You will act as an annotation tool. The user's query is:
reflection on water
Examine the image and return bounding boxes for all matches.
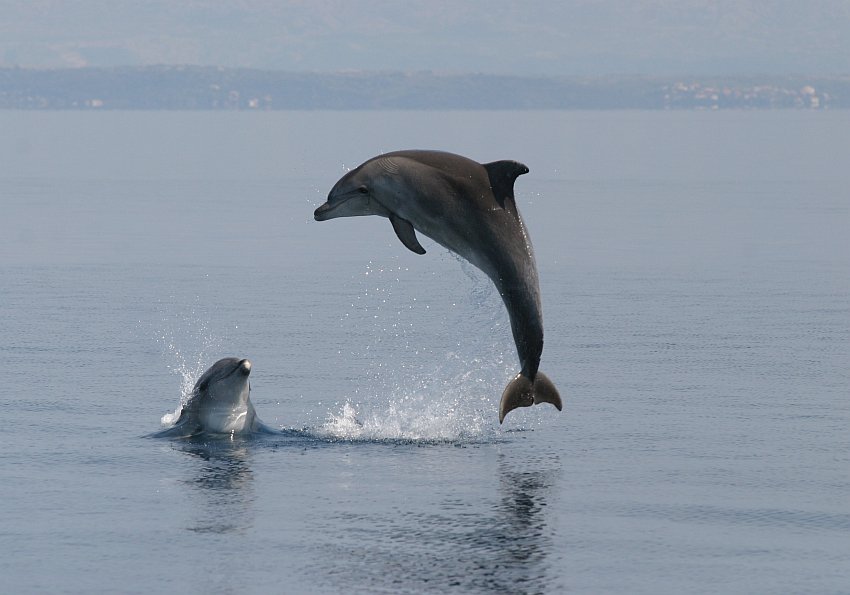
[489,453,559,592]
[175,439,256,535]
[312,450,561,594]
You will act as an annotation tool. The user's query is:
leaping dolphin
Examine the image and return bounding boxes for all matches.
[314,150,562,423]
[151,357,274,437]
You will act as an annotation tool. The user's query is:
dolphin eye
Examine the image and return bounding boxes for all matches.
[358,186,368,194]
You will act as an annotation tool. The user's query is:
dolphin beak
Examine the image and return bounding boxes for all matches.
[238,359,252,375]
[314,202,332,221]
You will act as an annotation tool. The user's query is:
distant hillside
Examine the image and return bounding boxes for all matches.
[1,67,848,110]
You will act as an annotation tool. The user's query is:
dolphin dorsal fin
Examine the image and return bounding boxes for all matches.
[390,215,426,255]
[483,160,529,209]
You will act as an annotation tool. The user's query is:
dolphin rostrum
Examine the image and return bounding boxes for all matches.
[151,357,274,437]
[314,150,562,423]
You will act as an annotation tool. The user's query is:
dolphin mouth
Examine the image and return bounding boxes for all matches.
[314,201,334,221]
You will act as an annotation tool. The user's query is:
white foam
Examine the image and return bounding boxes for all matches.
[160,406,183,427]
[317,362,505,443]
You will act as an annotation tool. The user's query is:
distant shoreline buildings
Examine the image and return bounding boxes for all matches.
[663,81,829,110]
[1,67,847,110]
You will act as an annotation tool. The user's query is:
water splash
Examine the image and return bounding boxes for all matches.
[318,362,501,443]
[153,304,224,426]
[318,258,518,443]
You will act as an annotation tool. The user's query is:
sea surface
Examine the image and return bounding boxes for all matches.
[1,110,848,594]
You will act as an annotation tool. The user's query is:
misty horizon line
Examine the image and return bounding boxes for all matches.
[3,67,848,110]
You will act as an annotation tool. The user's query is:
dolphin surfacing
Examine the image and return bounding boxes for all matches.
[314,150,562,423]
[151,357,274,438]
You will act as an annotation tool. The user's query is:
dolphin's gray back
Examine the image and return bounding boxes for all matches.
[381,151,544,377]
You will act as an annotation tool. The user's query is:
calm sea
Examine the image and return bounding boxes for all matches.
[1,110,848,594]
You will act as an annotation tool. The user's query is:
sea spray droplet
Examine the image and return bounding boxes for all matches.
[154,306,225,406]
[317,357,504,443]
[322,402,364,440]
[319,258,516,442]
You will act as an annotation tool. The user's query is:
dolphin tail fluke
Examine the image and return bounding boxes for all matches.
[499,372,562,424]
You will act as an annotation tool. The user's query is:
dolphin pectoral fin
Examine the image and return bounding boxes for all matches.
[147,420,200,439]
[499,372,562,424]
[252,420,283,435]
[390,215,426,255]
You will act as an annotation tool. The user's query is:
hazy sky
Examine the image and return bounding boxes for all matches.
[1,0,849,74]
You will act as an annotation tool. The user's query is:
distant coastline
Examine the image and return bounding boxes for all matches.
[1,67,848,110]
